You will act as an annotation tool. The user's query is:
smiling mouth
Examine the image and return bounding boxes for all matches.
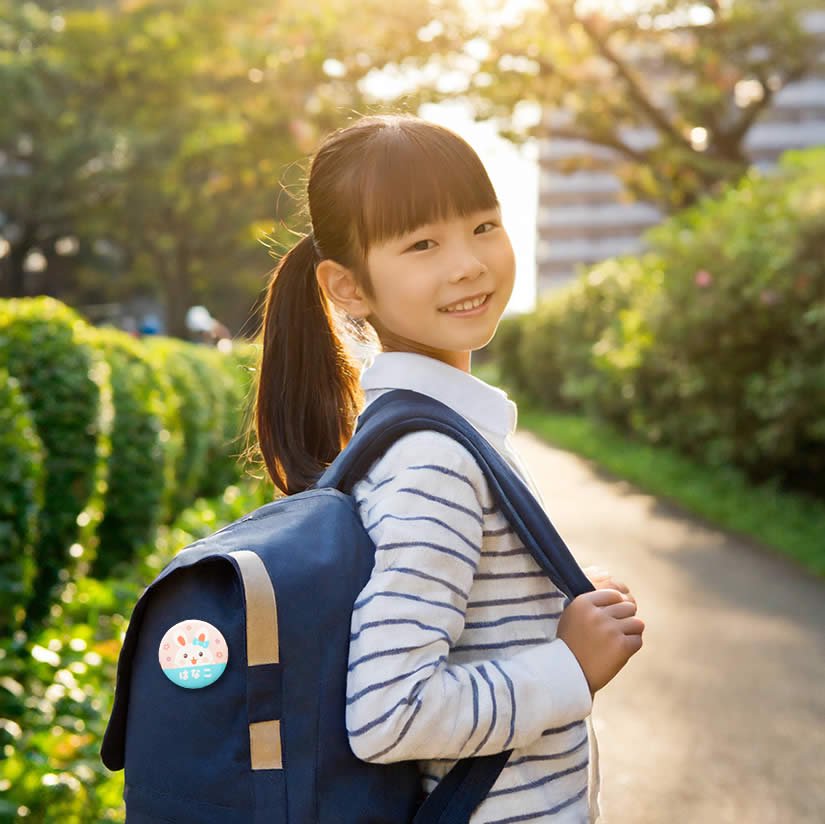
[438,293,492,314]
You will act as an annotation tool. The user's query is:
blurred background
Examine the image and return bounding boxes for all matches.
[1,0,824,821]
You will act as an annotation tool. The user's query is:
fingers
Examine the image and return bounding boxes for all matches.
[584,568,637,606]
[624,632,644,654]
[584,567,613,588]
[603,600,638,620]
[586,588,627,607]
[616,616,645,636]
[601,579,636,606]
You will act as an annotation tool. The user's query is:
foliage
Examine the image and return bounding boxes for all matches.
[637,147,825,487]
[160,344,254,498]
[0,577,137,824]
[488,315,530,402]
[0,295,267,818]
[0,295,256,638]
[0,479,274,823]
[87,329,171,579]
[494,147,825,498]
[0,369,44,636]
[0,0,417,332]
[0,297,112,633]
[142,337,213,518]
[378,0,824,211]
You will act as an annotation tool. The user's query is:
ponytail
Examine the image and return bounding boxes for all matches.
[252,233,364,496]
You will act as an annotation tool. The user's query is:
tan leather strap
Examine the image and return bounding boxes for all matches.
[228,550,283,770]
[229,549,280,665]
[249,720,283,770]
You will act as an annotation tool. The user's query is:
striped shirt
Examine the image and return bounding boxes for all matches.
[346,351,602,823]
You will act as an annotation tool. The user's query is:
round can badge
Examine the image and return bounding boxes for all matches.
[158,619,228,689]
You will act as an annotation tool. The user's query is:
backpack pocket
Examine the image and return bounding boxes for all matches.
[101,553,287,822]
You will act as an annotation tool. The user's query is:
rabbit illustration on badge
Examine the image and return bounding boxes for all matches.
[158,619,228,689]
[174,631,215,667]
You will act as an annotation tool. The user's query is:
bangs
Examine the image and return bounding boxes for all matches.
[349,120,499,258]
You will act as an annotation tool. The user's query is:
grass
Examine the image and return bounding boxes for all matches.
[472,359,825,580]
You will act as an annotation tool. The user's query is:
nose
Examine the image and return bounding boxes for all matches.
[450,251,487,283]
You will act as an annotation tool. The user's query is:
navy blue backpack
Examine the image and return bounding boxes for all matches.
[101,389,595,823]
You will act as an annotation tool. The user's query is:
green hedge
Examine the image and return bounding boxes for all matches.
[88,329,173,579]
[636,149,825,487]
[493,147,825,496]
[143,337,213,519]
[0,307,263,820]
[0,479,273,822]
[0,298,264,820]
[0,298,112,632]
[0,369,44,636]
[0,298,257,637]
[180,345,249,498]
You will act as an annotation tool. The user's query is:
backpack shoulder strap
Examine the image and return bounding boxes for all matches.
[316,388,594,599]
[315,388,595,823]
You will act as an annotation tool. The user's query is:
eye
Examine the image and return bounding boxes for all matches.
[475,221,497,234]
[407,238,435,253]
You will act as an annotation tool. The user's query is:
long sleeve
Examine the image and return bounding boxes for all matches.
[346,431,593,764]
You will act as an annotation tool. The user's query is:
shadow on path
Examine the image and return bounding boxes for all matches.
[512,429,825,824]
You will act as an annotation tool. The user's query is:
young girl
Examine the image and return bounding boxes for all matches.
[252,113,644,823]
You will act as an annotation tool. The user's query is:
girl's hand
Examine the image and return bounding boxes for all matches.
[582,565,637,607]
[557,588,644,697]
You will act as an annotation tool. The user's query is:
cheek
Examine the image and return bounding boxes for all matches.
[497,239,516,277]
[492,245,517,298]
[379,278,435,318]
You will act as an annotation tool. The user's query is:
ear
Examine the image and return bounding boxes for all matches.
[316,259,371,320]
[177,635,186,646]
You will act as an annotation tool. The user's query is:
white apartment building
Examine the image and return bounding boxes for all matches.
[535,10,825,298]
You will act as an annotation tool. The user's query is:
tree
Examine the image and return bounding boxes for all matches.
[354,0,824,211]
[0,1,116,297]
[0,0,443,333]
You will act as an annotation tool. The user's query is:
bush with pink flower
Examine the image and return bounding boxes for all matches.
[493,147,825,499]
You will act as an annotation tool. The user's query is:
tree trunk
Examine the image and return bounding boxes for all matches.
[1,238,33,297]
[159,247,192,339]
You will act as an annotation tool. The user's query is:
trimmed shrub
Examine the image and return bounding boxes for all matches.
[519,296,573,410]
[229,340,262,479]
[179,345,250,498]
[88,329,172,579]
[170,344,229,497]
[560,256,661,429]
[0,369,44,635]
[489,314,531,401]
[498,147,825,497]
[0,479,273,823]
[0,298,112,631]
[512,258,648,424]
[143,337,212,518]
[211,350,254,495]
[141,339,251,507]
[637,148,825,486]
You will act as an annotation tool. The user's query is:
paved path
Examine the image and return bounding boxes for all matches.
[512,429,825,824]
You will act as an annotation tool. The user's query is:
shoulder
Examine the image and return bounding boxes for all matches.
[353,430,493,508]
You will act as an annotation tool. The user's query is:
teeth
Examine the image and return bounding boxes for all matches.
[440,294,487,313]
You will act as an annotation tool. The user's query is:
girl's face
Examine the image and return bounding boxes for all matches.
[361,206,516,372]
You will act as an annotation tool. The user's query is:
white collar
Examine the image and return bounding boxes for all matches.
[359,351,517,440]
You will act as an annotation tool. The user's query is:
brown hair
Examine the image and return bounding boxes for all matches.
[247,113,499,495]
